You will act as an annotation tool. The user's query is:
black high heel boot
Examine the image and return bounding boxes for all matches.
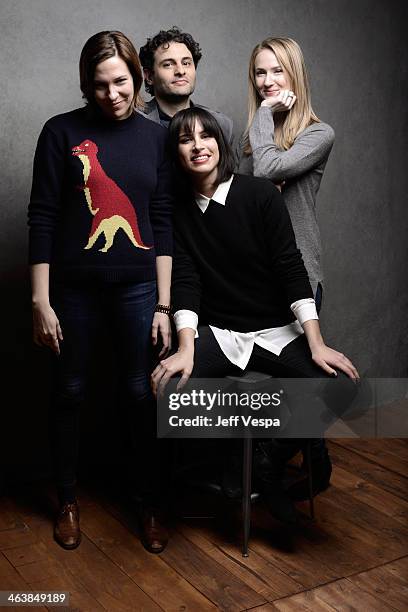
[288,439,332,502]
[254,439,301,525]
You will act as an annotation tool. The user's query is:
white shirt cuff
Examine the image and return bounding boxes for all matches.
[173,309,199,338]
[290,298,318,326]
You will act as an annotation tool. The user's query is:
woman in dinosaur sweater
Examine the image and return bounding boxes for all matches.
[28,31,172,553]
[152,107,358,524]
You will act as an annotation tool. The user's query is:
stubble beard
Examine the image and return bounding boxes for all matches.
[157,79,196,105]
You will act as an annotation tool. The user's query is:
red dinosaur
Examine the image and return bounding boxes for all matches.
[72,139,151,252]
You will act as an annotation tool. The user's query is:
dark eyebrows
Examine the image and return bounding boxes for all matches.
[93,74,128,85]
[178,128,212,139]
[178,129,193,138]
[158,56,193,65]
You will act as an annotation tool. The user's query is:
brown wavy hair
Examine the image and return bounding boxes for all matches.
[79,31,144,111]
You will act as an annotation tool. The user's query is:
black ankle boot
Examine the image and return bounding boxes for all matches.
[254,440,301,525]
[287,441,332,502]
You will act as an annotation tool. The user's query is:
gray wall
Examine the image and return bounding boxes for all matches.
[1,0,407,475]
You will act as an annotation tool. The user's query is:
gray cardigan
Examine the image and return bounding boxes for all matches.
[143,98,234,145]
[238,107,334,291]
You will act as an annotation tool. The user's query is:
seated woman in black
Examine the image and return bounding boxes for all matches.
[152,107,359,523]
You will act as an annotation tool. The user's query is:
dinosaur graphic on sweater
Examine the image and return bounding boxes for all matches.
[72,139,151,253]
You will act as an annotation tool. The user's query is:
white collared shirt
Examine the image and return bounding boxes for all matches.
[195,175,234,212]
[173,176,318,370]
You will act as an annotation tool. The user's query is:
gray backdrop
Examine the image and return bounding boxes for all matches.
[1,0,407,476]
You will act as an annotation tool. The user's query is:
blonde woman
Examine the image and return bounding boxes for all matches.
[238,37,335,500]
[239,37,334,297]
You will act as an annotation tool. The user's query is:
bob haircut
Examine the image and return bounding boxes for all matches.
[168,107,235,186]
[244,37,319,152]
[79,31,144,111]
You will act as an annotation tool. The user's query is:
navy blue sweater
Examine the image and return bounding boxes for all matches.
[28,107,173,283]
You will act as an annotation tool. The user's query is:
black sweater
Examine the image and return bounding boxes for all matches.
[28,107,173,283]
[172,174,313,332]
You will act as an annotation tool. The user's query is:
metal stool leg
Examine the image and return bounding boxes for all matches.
[242,437,252,557]
[305,440,315,520]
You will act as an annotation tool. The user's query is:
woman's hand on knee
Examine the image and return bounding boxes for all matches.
[151,348,194,397]
[312,344,360,381]
[151,312,172,357]
[32,301,63,355]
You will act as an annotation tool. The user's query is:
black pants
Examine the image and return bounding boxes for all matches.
[189,327,355,463]
[191,326,329,379]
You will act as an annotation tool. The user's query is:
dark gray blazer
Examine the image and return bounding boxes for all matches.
[143,98,234,144]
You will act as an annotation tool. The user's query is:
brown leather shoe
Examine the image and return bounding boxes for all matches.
[139,509,169,554]
[54,502,81,550]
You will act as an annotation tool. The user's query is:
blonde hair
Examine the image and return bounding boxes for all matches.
[244,37,320,153]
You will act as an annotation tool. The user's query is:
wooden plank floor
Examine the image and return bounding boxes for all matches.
[0,439,407,611]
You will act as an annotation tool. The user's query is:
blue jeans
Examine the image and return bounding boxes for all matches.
[50,280,159,503]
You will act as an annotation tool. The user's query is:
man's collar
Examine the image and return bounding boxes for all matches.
[195,175,234,212]
[155,97,193,119]
[157,104,172,127]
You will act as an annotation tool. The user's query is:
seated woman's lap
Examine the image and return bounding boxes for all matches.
[250,335,331,378]
[191,326,241,377]
[192,327,330,379]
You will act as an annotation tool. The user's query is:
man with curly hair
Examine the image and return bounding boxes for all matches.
[139,27,233,142]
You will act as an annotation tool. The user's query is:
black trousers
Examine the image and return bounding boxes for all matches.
[188,327,355,462]
[191,326,330,379]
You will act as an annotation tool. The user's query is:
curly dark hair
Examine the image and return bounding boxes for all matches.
[139,26,202,95]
